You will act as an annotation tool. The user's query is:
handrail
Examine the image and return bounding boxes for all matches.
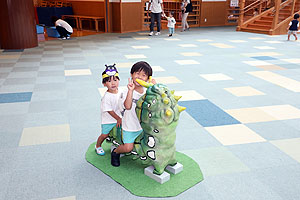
[271,0,297,30]
[244,0,268,13]
[237,0,272,29]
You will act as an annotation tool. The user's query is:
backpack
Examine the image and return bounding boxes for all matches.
[186,1,193,12]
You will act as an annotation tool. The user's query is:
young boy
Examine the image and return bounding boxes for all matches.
[287,13,299,41]
[95,64,122,156]
[164,11,176,37]
[111,61,155,167]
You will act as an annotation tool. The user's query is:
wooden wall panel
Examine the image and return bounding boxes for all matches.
[121,3,143,33]
[200,1,226,26]
[0,0,38,49]
[68,1,105,17]
[110,2,121,32]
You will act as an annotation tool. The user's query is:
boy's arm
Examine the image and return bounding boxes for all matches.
[107,111,122,127]
[124,90,133,110]
[124,78,135,110]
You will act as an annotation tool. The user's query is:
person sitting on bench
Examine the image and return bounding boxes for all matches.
[51,16,73,40]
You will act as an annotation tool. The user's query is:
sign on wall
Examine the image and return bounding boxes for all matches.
[230,0,239,7]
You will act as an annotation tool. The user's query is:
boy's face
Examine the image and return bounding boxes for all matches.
[131,70,149,86]
[103,76,119,93]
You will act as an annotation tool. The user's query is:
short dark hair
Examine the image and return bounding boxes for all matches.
[170,11,175,16]
[51,16,59,24]
[130,61,152,78]
[294,13,299,19]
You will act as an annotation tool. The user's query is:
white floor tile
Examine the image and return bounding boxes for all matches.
[200,73,233,81]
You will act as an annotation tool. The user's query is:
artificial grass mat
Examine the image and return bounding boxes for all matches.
[86,141,204,197]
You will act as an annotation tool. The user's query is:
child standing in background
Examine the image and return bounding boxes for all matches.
[95,64,122,156]
[164,11,176,37]
[287,13,299,41]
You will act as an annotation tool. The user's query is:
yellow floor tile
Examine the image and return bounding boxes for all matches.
[225,107,276,123]
[154,76,182,84]
[180,52,203,57]
[19,124,70,146]
[116,62,133,68]
[224,86,265,97]
[247,71,300,92]
[255,65,285,70]
[64,69,91,76]
[259,105,300,120]
[209,43,234,48]
[205,124,266,145]
[125,54,147,59]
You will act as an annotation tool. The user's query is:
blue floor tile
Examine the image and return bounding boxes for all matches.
[251,56,278,60]
[3,49,24,52]
[179,100,241,127]
[0,92,32,103]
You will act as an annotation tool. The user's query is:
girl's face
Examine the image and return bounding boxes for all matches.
[131,70,148,86]
[169,13,173,17]
[103,76,119,93]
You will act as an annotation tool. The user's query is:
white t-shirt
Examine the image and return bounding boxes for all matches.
[166,17,176,28]
[101,90,122,124]
[55,19,73,33]
[119,88,145,132]
[150,0,163,13]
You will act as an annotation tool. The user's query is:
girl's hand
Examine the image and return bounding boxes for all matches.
[127,78,135,91]
[116,118,122,128]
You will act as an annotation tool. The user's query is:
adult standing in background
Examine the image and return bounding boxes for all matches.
[181,0,192,32]
[148,0,164,36]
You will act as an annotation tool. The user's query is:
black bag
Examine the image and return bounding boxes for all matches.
[186,1,193,12]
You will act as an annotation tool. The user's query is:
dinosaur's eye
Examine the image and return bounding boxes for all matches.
[147,103,151,108]
[153,129,159,133]
[148,112,152,118]
[152,99,156,104]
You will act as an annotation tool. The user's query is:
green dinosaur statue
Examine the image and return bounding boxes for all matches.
[107,79,186,175]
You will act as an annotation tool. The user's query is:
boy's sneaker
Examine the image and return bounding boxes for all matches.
[168,34,172,37]
[155,32,161,36]
[66,36,70,39]
[95,145,105,156]
[111,148,120,167]
[149,32,154,36]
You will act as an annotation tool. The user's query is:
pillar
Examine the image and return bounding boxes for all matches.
[0,0,38,49]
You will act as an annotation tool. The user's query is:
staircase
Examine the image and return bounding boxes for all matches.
[237,0,300,35]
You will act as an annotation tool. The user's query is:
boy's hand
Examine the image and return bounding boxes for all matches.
[127,78,135,91]
[151,78,157,84]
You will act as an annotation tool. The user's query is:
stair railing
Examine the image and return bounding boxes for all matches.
[271,0,295,31]
[237,0,272,29]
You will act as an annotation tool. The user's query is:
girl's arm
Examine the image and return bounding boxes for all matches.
[108,111,122,127]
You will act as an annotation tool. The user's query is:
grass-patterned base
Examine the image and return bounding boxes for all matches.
[86,141,204,197]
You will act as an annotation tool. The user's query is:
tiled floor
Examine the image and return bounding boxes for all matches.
[1,26,300,200]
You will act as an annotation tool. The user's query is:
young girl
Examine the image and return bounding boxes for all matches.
[287,13,299,41]
[165,11,176,37]
[95,64,122,156]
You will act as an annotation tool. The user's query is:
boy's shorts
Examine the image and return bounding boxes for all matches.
[123,130,143,144]
[101,123,117,134]
[288,30,297,34]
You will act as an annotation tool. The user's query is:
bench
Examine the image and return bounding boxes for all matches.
[62,15,105,32]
